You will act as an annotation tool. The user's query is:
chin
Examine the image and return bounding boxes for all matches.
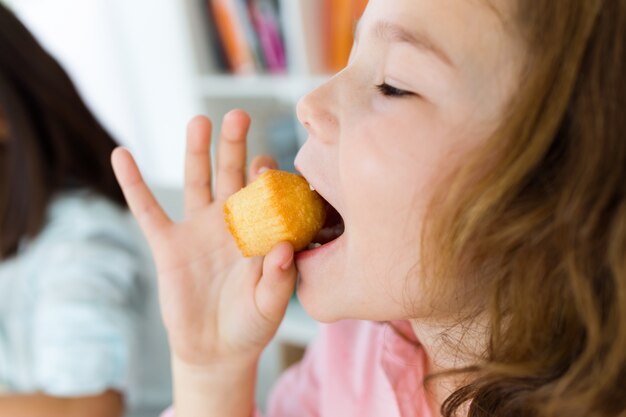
[295,278,343,324]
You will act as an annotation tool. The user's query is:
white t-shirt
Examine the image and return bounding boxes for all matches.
[0,190,172,416]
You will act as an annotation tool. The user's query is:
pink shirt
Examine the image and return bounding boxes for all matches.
[161,320,434,417]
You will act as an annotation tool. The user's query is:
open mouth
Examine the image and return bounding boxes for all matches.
[306,200,345,250]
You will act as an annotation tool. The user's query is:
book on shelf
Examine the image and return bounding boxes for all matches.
[200,0,229,72]
[204,0,368,75]
[328,0,368,73]
[205,0,286,75]
[290,0,367,74]
[279,0,317,75]
[233,0,266,71]
[210,0,257,74]
[249,0,286,74]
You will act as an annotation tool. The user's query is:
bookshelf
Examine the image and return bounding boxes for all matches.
[180,0,366,158]
[181,0,366,100]
[196,74,328,101]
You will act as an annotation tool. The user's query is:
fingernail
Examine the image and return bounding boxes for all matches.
[258,166,270,175]
[222,110,248,142]
[280,254,293,271]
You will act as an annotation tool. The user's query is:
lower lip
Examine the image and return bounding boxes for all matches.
[295,235,343,263]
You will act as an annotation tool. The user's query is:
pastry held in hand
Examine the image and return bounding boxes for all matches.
[224,170,326,257]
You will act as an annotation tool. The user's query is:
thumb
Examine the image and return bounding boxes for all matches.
[255,242,297,324]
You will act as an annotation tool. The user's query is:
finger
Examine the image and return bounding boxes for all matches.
[184,116,213,215]
[111,148,172,242]
[248,155,278,184]
[215,109,250,201]
[255,242,297,324]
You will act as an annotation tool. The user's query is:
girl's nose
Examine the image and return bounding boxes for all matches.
[296,78,340,144]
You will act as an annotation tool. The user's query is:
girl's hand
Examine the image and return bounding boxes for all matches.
[111,110,297,367]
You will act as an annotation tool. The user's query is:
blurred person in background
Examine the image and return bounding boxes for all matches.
[0,4,170,417]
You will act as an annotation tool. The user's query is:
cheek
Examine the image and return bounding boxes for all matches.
[341,116,447,220]
[338,116,450,276]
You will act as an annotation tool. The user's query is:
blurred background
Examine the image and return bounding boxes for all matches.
[2,0,365,187]
[1,0,365,413]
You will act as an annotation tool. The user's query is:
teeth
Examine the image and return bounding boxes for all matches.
[307,243,322,250]
[309,184,315,191]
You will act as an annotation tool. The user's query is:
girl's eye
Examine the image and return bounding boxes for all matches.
[376,83,415,98]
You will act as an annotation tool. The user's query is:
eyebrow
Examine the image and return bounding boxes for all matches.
[358,20,455,69]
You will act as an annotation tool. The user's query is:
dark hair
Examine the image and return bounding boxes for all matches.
[422,1,626,416]
[0,4,126,259]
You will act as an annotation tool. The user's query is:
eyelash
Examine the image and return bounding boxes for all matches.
[376,83,414,98]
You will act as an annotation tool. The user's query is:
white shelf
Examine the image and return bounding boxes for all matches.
[196,74,329,102]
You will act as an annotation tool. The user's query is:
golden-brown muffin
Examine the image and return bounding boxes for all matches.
[224,170,326,257]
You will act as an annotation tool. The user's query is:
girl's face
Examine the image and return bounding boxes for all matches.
[294,0,523,322]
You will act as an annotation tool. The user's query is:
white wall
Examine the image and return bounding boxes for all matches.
[7,0,202,187]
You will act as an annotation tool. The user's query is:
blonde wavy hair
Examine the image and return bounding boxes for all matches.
[424,1,626,416]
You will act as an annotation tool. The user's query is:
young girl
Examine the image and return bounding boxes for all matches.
[112,0,626,416]
[0,5,170,417]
